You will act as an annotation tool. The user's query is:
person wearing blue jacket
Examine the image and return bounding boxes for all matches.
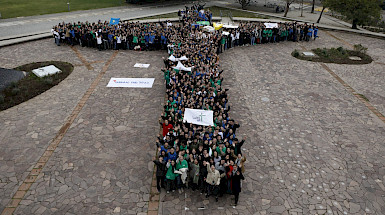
[149,34,155,50]
[161,34,167,49]
[168,147,178,161]
[313,26,319,40]
[307,27,313,42]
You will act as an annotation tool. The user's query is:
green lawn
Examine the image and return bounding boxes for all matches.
[0,0,124,19]
[133,6,269,20]
[0,2,270,20]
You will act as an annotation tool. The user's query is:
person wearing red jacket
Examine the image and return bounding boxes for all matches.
[161,120,173,137]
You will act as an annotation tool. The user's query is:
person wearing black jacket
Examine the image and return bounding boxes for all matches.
[233,136,246,156]
[228,120,240,133]
[231,168,245,206]
[199,159,208,194]
[153,156,167,192]
[304,24,309,41]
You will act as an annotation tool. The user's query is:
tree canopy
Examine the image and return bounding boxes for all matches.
[324,0,381,28]
[237,0,251,9]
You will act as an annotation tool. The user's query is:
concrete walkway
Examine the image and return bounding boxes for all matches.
[1,0,385,48]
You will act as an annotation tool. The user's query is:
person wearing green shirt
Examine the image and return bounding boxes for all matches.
[165,160,177,193]
[221,35,226,51]
[262,29,268,43]
[133,34,138,50]
[175,156,188,192]
[180,142,188,152]
[176,156,188,169]
[267,29,273,42]
[163,69,170,85]
[140,35,145,50]
[216,143,226,156]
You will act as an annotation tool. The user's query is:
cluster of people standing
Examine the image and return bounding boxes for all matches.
[154,7,247,206]
[52,5,318,207]
[217,22,319,53]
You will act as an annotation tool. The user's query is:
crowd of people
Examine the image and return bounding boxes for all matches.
[52,4,318,206]
[51,5,318,52]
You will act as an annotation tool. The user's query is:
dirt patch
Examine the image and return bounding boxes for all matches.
[292,47,372,65]
[0,61,74,111]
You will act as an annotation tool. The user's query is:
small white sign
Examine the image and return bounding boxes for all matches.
[134,63,150,68]
[222,24,238,29]
[303,52,315,56]
[106,78,155,88]
[32,65,61,78]
[264,23,278,28]
[183,108,214,126]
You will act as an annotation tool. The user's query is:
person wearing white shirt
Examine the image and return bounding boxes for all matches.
[53,30,60,46]
[96,34,102,51]
[116,34,122,50]
[235,31,240,46]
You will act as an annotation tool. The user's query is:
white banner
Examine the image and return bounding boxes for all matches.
[168,55,176,62]
[134,63,150,68]
[106,78,154,88]
[222,24,239,29]
[183,108,214,126]
[172,61,193,72]
[32,65,61,78]
[264,23,278,28]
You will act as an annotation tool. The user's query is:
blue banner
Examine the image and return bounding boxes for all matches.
[110,18,120,25]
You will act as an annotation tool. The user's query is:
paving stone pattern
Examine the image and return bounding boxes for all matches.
[219,31,385,214]
[159,31,385,214]
[0,30,384,215]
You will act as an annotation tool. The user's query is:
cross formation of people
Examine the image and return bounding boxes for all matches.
[52,4,318,206]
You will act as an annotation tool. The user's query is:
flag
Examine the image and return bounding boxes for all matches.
[183,108,214,126]
[110,18,120,25]
[196,21,210,26]
[172,61,193,72]
[213,22,223,30]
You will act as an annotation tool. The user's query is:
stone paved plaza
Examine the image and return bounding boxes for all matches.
[0,30,385,215]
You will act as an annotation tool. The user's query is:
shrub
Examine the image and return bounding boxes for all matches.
[336,46,347,55]
[292,49,300,57]
[9,81,18,88]
[354,44,368,54]
[11,88,20,96]
[43,77,54,85]
[0,95,4,104]
[321,49,329,58]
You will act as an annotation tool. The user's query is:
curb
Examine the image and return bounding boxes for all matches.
[0,10,179,48]
[1,4,385,48]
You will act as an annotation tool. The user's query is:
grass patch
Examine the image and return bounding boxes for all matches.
[0,0,125,19]
[0,61,74,111]
[132,6,269,21]
[292,46,372,64]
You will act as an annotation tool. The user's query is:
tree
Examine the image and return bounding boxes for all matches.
[311,0,316,13]
[283,0,296,17]
[325,0,381,29]
[237,0,251,9]
[316,6,326,23]
[316,0,326,23]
